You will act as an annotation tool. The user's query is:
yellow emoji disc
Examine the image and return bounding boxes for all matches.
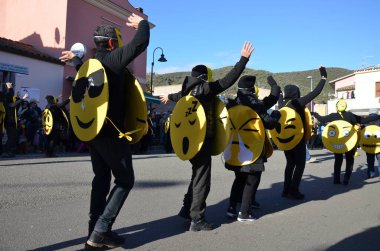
[224,105,265,166]
[322,120,358,153]
[70,59,109,142]
[269,107,304,151]
[170,96,206,160]
[124,70,147,144]
[211,98,231,156]
[359,125,380,154]
[304,107,312,141]
[42,109,53,135]
[264,130,274,159]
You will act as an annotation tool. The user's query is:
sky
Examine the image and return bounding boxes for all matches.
[129,0,380,74]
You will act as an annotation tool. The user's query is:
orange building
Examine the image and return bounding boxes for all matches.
[0,0,153,108]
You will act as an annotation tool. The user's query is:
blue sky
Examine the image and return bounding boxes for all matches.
[129,0,380,74]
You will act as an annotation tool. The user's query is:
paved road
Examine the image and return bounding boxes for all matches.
[0,149,379,251]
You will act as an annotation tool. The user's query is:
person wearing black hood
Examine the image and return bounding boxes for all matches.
[278,66,327,200]
[225,75,281,221]
[60,13,149,249]
[160,41,254,231]
[312,101,380,185]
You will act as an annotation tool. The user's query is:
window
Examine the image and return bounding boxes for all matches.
[376,82,380,97]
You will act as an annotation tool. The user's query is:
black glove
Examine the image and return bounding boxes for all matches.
[271,110,281,120]
[267,76,278,87]
[319,66,327,78]
[311,111,317,116]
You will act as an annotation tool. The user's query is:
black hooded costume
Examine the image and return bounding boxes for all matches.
[278,66,327,199]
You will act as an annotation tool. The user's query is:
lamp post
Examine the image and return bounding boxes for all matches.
[307,76,313,111]
[150,47,167,94]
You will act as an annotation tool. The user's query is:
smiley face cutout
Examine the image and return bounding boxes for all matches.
[322,120,358,153]
[270,107,304,151]
[359,125,380,154]
[170,96,206,160]
[123,70,147,144]
[70,59,109,142]
[42,109,53,135]
[224,105,265,166]
[211,98,231,156]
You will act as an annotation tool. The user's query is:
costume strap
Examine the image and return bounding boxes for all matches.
[105,117,142,141]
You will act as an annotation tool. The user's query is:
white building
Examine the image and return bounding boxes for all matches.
[327,67,380,115]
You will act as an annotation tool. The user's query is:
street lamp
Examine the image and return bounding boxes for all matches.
[150,47,167,94]
[307,76,313,111]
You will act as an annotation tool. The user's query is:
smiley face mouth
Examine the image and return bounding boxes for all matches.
[362,143,380,148]
[75,116,95,129]
[182,137,189,155]
[331,143,345,150]
[277,135,295,144]
[232,141,249,148]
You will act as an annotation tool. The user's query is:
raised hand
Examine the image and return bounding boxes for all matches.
[126,13,144,30]
[59,51,75,63]
[267,76,278,87]
[159,94,169,104]
[319,65,327,79]
[241,41,254,59]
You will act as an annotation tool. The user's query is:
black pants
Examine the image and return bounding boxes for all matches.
[334,147,356,183]
[182,138,212,221]
[88,134,134,235]
[229,171,262,215]
[4,125,17,154]
[283,141,306,195]
[46,129,59,156]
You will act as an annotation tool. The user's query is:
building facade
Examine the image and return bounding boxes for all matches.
[0,0,152,108]
[328,67,380,115]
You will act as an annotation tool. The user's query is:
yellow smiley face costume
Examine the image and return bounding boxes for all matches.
[269,107,304,151]
[322,120,358,153]
[304,107,313,141]
[224,105,265,166]
[123,70,148,144]
[170,95,206,160]
[70,59,109,142]
[359,125,380,154]
[211,98,231,156]
[42,109,53,135]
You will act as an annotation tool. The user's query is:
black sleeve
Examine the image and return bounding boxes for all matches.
[205,57,249,95]
[106,20,150,72]
[313,112,336,123]
[297,78,326,107]
[72,57,83,71]
[357,114,380,124]
[168,91,182,102]
[57,99,70,108]
[262,85,281,110]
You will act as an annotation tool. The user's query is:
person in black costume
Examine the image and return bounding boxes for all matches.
[44,95,70,157]
[278,66,327,200]
[312,101,380,185]
[60,13,149,249]
[225,75,281,221]
[160,42,254,231]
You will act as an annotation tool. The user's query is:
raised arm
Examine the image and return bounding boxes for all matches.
[298,66,327,106]
[262,76,281,109]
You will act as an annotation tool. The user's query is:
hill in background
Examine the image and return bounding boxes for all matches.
[150,67,353,103]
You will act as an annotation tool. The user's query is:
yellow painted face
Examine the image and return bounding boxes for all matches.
[224,105,265,166]
[70,59,108,142]
[170,96,206,160]
[42,109,53,135]
[359,125,380,154]
[124,70,147,144]
[270,107,304,151]
[304,107,313,141]
[322,120,358,153]
[211,98,231,156]
[336,99,347,112]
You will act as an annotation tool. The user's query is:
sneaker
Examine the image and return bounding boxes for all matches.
[189,219,213,231]
[251,201,261,209]
[226,206,237,218]
[306,157,317,163]
[237,212,255,222]
[287,192,305,200]
[178,206,191,220]
[86,231,125,248]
